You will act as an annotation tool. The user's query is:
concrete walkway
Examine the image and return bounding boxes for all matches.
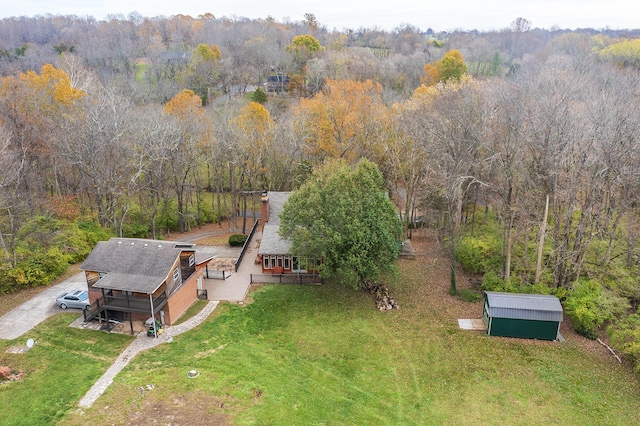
[204,230,262,302]
[78,300,219,409]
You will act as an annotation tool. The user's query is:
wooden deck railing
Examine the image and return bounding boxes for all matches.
[250,273,322,285]
[84,292,168,321]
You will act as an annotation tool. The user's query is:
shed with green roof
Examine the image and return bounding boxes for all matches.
[482,291,563,340]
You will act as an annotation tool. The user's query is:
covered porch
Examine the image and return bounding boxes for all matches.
[84,289,167,335]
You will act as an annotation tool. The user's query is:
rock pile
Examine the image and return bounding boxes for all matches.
[0,365,24,382]
[362,280,399,311]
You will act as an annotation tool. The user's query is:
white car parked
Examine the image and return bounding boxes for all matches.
[56,290,90,310]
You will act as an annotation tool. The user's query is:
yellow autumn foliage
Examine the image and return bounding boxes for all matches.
[421,49,468,86]
[234,102,273,134]
[19,64,85,106]
[410,74,477,107]
[0,64,84,136]
[294,79,389,163]
[164,89,203,119]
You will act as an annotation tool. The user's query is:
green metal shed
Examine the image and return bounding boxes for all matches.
[482,291,563,340]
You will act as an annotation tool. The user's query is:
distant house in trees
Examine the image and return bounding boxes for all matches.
[266,74,289,92]
[258,192,321,274]
[159,51,192,64]
[81,238,214,333]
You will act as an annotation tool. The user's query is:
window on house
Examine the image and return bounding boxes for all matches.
[292,256,299,271]
[189,254,195,266]
[284,257,291,270]
[263,256,270,269]
[277,256,283,267]
[270,256,276,269]
[173,268,179,281]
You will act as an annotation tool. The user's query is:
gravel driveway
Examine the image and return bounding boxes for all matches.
[0,272,88,340]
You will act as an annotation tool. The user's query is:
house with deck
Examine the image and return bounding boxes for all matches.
[258,191,322,274]
[81,238,214,333]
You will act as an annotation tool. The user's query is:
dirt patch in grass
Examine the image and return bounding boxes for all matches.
[195,234,234,246]
[399,232,483,321]
[208,258,237,273]
[169,218,251,241]
[126,392,230,426]
[0,287,45,318]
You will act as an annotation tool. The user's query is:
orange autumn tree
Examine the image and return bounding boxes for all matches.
[231,101,275,206]
[234,101,274,135]
[163,88,203,119]
[294,79,390,165]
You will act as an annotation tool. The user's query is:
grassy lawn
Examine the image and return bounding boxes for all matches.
[172,299,209,326]
[4,236,640,425]
[0,313,132,425]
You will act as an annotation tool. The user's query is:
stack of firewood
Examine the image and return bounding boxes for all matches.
[362,280,399,311]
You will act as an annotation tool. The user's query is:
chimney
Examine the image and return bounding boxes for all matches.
[260,191,269,230]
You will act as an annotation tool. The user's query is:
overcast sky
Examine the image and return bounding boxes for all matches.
[1,1,637,32]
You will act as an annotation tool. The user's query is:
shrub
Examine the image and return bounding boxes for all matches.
[252,87,267,104]
[529,282,554,296]
[455,235,500,274]
[119,209,149,239]
[229,234,249,247]
[77,219,112,245]
[481,271,505,292]
[58,219,111,263]
[564,279,629,339]
[608,310,640,372]
[4,247,70,291]
[197,200,217,225]
[0,217,112,294]
[158,200,179,232]
[122,222,149,238]
[459,288,482,303]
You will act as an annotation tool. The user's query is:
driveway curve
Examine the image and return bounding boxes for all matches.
[0,272,88,340]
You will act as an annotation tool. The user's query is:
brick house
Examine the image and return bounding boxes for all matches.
[81,238,214,333]
[258,191,322,274]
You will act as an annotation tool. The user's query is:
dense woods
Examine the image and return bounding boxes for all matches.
[3,13,640,368]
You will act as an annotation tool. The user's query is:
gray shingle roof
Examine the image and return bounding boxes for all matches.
[90,272,159,293]
[258,192,293,256]
[195,251,216,265]
[484,291,563,322]
[81,238,195,294]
